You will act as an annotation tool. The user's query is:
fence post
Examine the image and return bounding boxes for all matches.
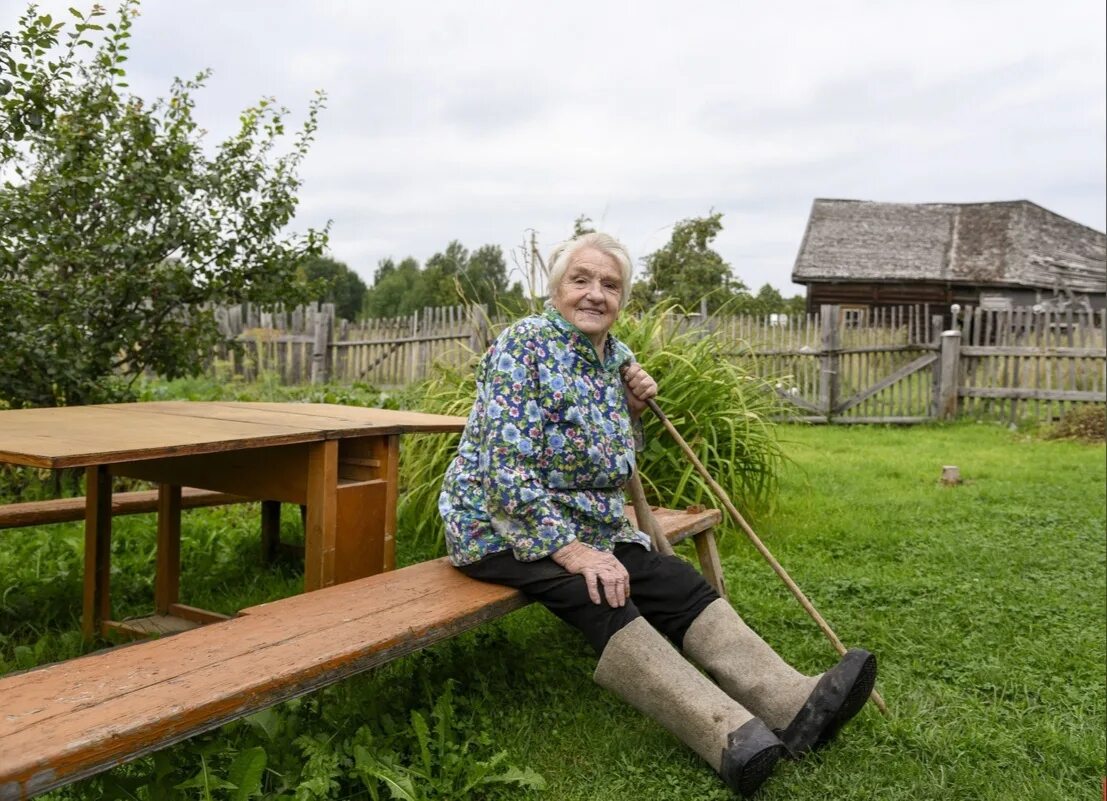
[929,315,944,418]
[818,305,840,419]
[310,309,330,384]
[469,304,490,354]
[419,307,431,380]
[937,329,961,419]
[408,309,419,385]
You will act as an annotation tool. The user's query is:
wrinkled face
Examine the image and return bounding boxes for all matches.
[553,247,623,346]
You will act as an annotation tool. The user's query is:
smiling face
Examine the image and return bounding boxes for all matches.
[552,247,624,351]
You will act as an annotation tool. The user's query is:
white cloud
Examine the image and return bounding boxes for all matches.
[2,0,1103,291]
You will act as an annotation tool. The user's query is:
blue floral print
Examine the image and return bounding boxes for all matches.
[438,303,649,565]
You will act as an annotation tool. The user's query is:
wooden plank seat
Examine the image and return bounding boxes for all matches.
[0,488,247,530]
[0,505,722,801]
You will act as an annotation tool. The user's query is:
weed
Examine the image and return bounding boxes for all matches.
[352,681,545,800]
[1044,403,1106,442]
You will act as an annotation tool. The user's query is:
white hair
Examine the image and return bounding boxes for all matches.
[547,232,634,309]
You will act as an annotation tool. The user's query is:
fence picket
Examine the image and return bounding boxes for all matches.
[205,302,1105,424]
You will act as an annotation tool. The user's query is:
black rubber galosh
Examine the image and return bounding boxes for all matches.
[778,648,878,757]
[719,718,787,798]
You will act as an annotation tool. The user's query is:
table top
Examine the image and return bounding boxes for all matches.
[0,402,469,469]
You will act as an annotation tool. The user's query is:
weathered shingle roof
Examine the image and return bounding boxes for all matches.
[791,199,1107,293]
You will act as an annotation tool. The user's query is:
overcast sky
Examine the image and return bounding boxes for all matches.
[5,0,1105,294]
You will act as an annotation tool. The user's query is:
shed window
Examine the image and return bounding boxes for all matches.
[841,305,868,328]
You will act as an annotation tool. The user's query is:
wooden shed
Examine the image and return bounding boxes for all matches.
[791,199,1106,315]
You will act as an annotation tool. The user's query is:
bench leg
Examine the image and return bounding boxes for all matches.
[155,484,182,615]
[260,500,281,564]
[694,529,728,599]
[82,465,113,641]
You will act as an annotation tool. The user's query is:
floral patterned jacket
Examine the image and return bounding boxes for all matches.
[438,304,650,565]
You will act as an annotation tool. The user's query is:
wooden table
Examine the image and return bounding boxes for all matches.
[0,402,466,640]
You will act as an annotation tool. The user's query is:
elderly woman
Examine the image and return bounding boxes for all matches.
[438,232,876,797]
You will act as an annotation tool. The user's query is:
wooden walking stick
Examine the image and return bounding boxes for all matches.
[626,471,675,557]
[642,396,889,717]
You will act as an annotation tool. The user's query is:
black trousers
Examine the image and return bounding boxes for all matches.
[457,542,719,654]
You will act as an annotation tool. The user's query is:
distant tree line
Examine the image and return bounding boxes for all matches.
[312,212,803,323]
[299,242,527,321]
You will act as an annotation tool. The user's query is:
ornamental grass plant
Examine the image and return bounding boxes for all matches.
[398,302,787,554]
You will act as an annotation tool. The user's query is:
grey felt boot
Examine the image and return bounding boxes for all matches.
[594,616,786,797]
[682,599,877,756]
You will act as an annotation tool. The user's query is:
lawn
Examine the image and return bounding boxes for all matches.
[1,421,1103,800]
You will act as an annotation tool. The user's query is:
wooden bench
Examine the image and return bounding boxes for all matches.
[0,506,723,801]
[0,488,297,559]
[0,488,247,531]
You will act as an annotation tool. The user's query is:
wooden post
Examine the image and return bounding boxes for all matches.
[469,304,481,353]
[693,531,728,599]
[940,465,962,485]
[408,310,419,385]
[379,434,400,572]
[310,310,329,384]
[938,329,962,419]
[154,484,182,615]
[468,303,491,355]
[930,314,945,419]
[260,500,281,564]
[82,465,112,641]
[478,304,490,353]
[418,307,431,381]
[304,440,339,591]
[818,304,840,420]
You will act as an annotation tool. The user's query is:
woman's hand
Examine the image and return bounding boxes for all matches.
[551,541,630,607]
[622,363,658,418]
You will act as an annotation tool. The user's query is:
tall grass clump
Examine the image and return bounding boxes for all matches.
[399,302,786,554]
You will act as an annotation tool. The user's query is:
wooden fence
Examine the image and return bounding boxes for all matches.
[212,302,492,386]
[949,306,1107,424]
[716,305,944,423]
[209,302,1106,424]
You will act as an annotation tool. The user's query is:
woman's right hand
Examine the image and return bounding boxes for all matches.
[551,541,630,607]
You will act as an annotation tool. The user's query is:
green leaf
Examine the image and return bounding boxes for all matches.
[13,645,34,669]
[175,770,236,792]
[378,773,418,801]
[243,707,281,741]
[227,746,266,801]
[409,710,432,775]
[487,765,547,790]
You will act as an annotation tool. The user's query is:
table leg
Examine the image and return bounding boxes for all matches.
[82,465,112,641]
[260,500,281,564]
[155,484,182,615]
[304,440,338,591]
[379,435,400,572]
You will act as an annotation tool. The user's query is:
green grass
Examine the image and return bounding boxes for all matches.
[2,422,1103,800]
